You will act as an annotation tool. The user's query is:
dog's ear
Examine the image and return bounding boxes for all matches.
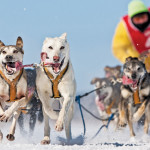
[125,56,133,63]
[104,66,110,71]
[16,36,23,48]
[138,55,146,63]
[116,65,122,70]
[0,40,5,48]
[41,52,47,62]
[90,77,101,85]
[60,33,67,40]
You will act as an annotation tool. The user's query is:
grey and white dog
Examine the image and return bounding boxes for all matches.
[91,77,121,121]
[118,57,150,138]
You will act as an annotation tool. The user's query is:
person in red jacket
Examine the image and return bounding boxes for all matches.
[112,0,150,67]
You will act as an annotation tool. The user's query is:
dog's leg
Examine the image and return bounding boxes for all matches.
[0,103,4,141]
[118,99,127,127]
[144,117,149,134]
[0,130,3,142]
[29,110,37,135]
[144,102,150,134]
[0,97,28,122]
[37,91,59,120]
[64,104,74,141]
[7,109,21,141]
[133,101,146,122]
[127,104,135,137]
[55,96,74,132]
[0,103,4,115]
[41,108,50,145]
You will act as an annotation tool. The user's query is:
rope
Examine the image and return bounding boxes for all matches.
[75,96,86,135]
[91,113,114,140]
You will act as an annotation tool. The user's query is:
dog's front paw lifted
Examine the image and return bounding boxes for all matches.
[6,134,15,141]
[55,120,63,131]
[0,111,11,122]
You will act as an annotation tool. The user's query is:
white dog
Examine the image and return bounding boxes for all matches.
[0,37,29,141]
[36,33,76,144]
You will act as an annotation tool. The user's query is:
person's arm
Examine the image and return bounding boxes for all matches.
[112,20,139,63]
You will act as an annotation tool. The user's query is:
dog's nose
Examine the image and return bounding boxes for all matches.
[132,73,137,79]
[5,55,13,61]
[53,56,60,62]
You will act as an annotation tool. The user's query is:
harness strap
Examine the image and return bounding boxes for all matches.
[0,69,23,102]
[106,99,116,115]
[133,89,141,105]
[43,62,69,98]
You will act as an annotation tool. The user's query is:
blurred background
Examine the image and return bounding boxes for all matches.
[0,0,150,93]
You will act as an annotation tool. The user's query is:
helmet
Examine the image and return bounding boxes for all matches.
[128,0,148,18]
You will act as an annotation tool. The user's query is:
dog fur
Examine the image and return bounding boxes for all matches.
[0,37,29,141]
[91,77,121,122]
[104,65,122,78]
[36,33,76,144]
[18,69,43,135]
[118,57,150,137]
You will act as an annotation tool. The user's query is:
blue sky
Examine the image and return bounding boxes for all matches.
[0,0,150,93]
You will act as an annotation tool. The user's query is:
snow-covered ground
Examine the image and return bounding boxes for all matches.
[1,94,150,150]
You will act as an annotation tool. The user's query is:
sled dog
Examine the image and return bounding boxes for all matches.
[91,77,121,122]
[119,57,150,137]
[18,69,43,135]
[36,33,76,144]
[0,37,29,141]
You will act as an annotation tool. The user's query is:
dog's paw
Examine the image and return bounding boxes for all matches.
[119,120,127,127]
[0,111,11,122]
[41,136,50,145]
[6,134,15,141]
[0,131,3,142]
[55,120,64,131]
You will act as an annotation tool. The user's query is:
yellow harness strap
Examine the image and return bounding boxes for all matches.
[144,53,150,73]
[43,62,69,98]
[106,99,116,115]
[133,89,141,105]
[0,69,23,102]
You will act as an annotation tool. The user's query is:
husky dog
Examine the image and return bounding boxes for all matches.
[36,33,76,144]
[104,65,122,78]
[18,69,43,135]
[0,37,29,141]
[119,57,150,137]
[91,77,121,121]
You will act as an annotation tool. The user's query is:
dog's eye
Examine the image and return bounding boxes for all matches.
[137,67,141,71]
[126,67,130,71]
[13,50,18,54]
[2,51,6,54]
[60,46,65,50]
[49,46,53,49]
[103,85,106,88]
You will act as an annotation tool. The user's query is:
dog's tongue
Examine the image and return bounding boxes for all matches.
[51,63,60,73]
[15,62,24,71]
[122,76,134,85]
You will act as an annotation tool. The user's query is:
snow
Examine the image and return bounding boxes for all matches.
[1,94,150,150]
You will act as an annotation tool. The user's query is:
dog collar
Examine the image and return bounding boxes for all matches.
[43,62,69,98]
[0,69,23,102]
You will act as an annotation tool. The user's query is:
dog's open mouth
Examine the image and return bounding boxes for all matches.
[131,80,138,89]
[51,57,65,74]
[2,62,17,75]
[98,92,108,101]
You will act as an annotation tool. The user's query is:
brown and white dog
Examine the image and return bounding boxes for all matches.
[0,37,30,141]
[118,57,150,138]
[36,33,76,144]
